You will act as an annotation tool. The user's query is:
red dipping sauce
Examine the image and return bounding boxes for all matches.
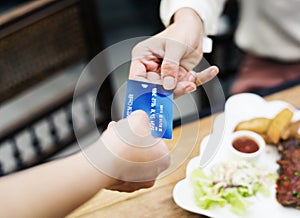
[232,136,259,153]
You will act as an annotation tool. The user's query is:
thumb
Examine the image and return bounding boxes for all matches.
[126,110,151,137]
[161,39,187,90]
[113,110,159,147]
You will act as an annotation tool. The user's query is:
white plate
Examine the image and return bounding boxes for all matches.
[173,93,300,218]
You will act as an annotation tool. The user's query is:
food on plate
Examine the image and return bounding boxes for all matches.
[191,160,276,215]
[234,118,271,134]
[234,108,298,145]
[276,138,300,208]
[267,108,294,144]
[233,107,300,209]
[281,120,300,140]
[232,136,259,153]
[229,130,266,161]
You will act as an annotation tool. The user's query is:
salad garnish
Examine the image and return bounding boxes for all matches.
[191,160,276,215]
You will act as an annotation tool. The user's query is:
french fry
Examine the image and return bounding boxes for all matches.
[267,108,294,144]
[281,120,300,140]
[259,133,269,143]
[234,118,271,134]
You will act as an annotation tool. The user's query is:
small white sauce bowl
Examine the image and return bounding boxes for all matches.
[228,130,266,161]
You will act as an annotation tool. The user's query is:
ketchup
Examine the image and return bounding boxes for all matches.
[232,137,259,153]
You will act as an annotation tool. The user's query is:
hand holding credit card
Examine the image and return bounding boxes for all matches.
[123,80,174,139]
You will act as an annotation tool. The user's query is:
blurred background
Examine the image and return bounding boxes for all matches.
[0,0,240,175]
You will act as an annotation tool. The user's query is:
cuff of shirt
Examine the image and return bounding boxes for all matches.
[160,0,220,53]
[160,0,222,36]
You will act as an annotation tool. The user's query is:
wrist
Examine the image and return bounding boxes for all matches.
[173,7,204,29]
[72,151,116,188]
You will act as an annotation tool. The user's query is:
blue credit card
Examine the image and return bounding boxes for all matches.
[123,79,174,139]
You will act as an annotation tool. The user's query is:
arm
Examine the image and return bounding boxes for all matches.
[0,110,170,218]
[0,152,111,218]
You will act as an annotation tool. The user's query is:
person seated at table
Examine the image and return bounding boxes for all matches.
[131,0,300,95]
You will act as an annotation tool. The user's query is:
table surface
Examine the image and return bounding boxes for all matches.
[67,85,300,218]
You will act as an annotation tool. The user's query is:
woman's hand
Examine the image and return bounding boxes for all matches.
[129,8,219,98]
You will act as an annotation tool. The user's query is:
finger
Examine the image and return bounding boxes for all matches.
[109,181,155,192]
[138,181,155,189]
[129,60,147,80]
[141,59,161,72]
[147,71,162,84]
[193,66,219,86]
[107,121,116,129]
[174,81,197,98]
[161,39,187,90]
[127,110,151,137]
[132,76,149,83]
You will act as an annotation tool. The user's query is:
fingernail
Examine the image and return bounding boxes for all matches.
[107,121,116,129]
[210,68,218,76]
[163,76,176,90]
[186,86,196,93]
[188,74,195,82]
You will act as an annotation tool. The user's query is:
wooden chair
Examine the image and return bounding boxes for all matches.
[0,0,113,176]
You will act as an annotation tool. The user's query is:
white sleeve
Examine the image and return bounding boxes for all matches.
[160,0,226,35]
